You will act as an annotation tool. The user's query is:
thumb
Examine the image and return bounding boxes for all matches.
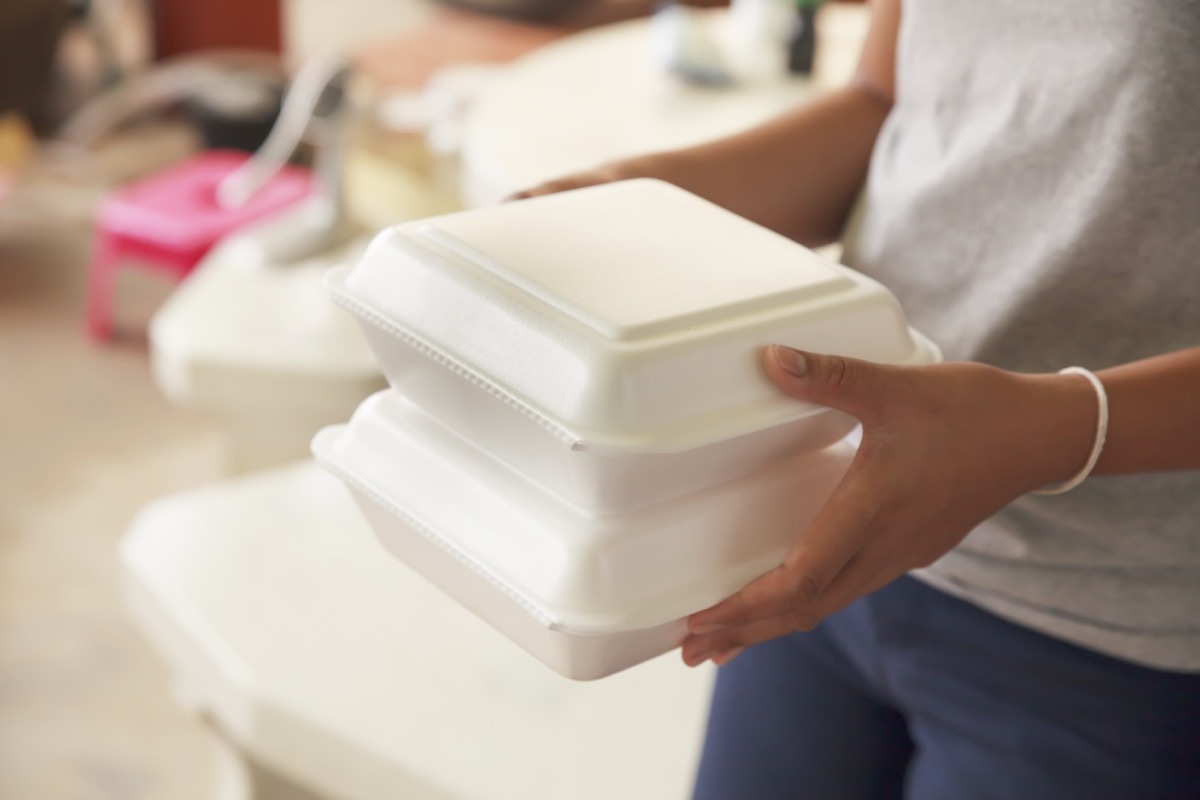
[763,345,889,425]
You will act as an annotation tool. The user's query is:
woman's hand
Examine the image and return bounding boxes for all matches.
[507,152,684,201]
[681,345,1099,667]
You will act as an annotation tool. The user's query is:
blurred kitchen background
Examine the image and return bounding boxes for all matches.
[0,0,868,797]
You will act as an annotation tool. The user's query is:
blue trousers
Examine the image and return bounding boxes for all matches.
[693,576,1200,800]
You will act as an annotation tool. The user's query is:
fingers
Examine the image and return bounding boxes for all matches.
[680,442,930,665]
[505,178,581,202]
[680,431,894,667]
[763,345,897,427]
[682,521,870,664]
[681,558,849,666]
[682,563,897,666]
[507,155,666,201]
[506,164,626,202]
[689,474,874,626]
[710,647,745,666]
[683,610,814,667]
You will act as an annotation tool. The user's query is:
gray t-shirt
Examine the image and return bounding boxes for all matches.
[841,0,1200,671]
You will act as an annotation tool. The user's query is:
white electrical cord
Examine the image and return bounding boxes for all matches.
[1033,366,1109,496]
[57,50,283,147]
[215,53,350,210]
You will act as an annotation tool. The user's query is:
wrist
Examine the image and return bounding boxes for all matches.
[1018,370,1103,493]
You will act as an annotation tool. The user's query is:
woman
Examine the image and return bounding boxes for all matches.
[517,1,1200,796]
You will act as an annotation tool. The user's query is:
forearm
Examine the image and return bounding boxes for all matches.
[659,83,892,247]
[517,0,901,242]
[660,0,899,245]
[1022,347,1200,492]
[1093,347,1200,474]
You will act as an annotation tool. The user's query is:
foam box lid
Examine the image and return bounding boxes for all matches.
[329,179,938,453]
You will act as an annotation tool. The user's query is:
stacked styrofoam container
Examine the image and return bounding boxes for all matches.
[313,179,940,680]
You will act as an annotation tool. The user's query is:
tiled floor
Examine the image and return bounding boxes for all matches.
[0,170,229,798]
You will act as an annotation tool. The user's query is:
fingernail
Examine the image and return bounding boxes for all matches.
[689,623,724,635]
[773,345,807,378]
[711,647,746,666]
[688,651,716,666]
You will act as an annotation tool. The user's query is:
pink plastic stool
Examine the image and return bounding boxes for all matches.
[85,150,313,341]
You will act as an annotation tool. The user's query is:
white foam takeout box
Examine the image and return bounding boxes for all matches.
[326,179,939,513]
[313,390,855,680]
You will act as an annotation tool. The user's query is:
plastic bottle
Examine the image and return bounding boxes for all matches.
[787,0,821,76]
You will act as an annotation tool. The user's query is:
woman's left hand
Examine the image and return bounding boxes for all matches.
[681,345,1097,667]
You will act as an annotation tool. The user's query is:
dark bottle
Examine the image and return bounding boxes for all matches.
[787,1,819,76]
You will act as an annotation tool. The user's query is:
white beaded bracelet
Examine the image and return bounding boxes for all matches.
[1033,366,1109,496]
